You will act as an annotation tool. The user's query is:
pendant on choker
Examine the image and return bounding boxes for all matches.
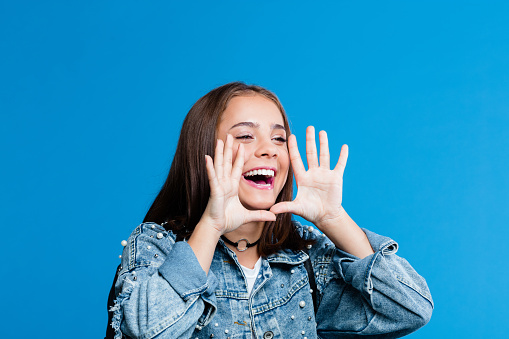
[221,235,260,252]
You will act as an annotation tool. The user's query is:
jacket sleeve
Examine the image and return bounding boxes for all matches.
[297,223,433,339]
[110,223,218,339]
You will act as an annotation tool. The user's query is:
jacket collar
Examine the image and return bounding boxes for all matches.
[266,249,309,265]
[218,240,309,265]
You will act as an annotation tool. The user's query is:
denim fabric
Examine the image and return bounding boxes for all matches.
[111,222,433,339]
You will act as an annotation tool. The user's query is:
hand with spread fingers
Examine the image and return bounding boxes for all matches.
[270,126,348,231]
[203,134,277,235]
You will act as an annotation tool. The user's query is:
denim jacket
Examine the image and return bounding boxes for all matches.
[111,222,433,339]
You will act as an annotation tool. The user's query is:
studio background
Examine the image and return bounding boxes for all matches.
[1,1,508,338]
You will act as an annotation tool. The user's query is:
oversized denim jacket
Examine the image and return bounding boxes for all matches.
[111,222,433,339]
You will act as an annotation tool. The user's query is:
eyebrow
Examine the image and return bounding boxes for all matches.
[229,122,286,131]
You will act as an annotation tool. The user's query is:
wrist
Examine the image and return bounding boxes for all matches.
[188,219,222,275]
[194,217,224,238]
[315,206,348,230]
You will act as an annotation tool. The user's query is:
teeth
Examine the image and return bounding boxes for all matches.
[244,169,275,177]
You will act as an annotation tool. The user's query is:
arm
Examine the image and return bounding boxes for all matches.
[188,134,276,274]
[271,127,373,258]
[113,135,275,338]
[299,223,433,338]
[271,127,433,336]
[111,223,218,339]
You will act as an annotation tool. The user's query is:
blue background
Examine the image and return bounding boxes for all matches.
[1,1,508,338]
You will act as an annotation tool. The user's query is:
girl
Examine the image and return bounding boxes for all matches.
[109,82,433,339]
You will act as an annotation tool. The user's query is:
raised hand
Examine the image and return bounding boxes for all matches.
[270,126,348,230]
[202,134,276,235]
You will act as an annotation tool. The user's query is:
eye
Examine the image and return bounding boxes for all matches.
[273,136,287,143]
[236,135,253,140]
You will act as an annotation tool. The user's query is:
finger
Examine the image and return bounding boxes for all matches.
[270,201,298,215]
[245,210,277,223]
[319,130,330,169]
[231,143,245,181]
[223,134,233,177]
[334,144,349,176]
[306,126,319,168]
[288,134,306,178]
[214,139,224,179]
[205,155,219,195]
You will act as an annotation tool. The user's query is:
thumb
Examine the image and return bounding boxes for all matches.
[245,210,277,224]
[270,201,298,215]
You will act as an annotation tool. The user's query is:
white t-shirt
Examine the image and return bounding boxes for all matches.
[240,257,263,339]
[240,257,262,297]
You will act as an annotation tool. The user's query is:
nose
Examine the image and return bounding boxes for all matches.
[255,138,278,158]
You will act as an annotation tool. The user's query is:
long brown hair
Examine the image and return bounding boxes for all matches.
[143,82,313,256]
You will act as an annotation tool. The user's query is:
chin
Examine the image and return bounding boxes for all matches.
[240,198,276,211]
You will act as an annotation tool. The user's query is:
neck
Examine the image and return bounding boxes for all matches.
[225,221,264,242]
[222,221,264,259]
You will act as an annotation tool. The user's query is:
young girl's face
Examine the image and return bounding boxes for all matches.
[216,95,290,211]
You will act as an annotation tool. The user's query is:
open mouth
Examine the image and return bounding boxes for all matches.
[242,168,275,190]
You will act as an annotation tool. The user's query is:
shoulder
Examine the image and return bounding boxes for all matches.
[292,220,329,243]
[293,220,398,254]
[118,222,177,274]
[291,220,335,257]
[124,222,177,243]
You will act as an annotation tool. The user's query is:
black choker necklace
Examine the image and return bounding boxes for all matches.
[221,235,260,252]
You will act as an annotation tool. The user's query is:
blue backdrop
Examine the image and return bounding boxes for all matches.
[1,1,508,338]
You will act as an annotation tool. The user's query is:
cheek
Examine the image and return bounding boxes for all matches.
[278,151,290,183]
[280,149,290,171]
